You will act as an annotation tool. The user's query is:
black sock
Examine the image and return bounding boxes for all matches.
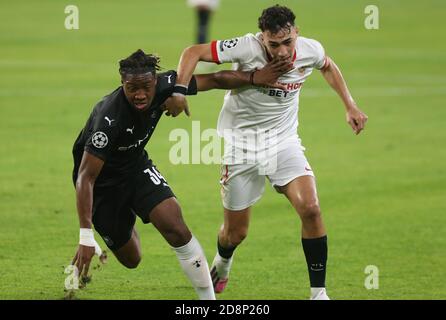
[301,235,328,288]
[217,237,237,259]
[197,9,210,44]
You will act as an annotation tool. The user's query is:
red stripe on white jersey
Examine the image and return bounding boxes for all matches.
[210,40,221,64]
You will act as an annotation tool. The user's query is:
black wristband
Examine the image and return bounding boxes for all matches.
[173,85,188,95]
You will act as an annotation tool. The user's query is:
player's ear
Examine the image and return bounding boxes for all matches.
[294,26,300,36]
[259,32,266,43]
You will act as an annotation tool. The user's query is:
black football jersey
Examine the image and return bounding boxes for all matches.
[72,70,197,187]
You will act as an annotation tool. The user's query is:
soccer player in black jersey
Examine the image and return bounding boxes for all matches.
[71,49,292,299]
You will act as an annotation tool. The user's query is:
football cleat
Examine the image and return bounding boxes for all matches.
[310,288,330,300]
[210,265,229,294]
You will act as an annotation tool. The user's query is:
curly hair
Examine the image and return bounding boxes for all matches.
[258,5,296,34]
[119,49,161,76]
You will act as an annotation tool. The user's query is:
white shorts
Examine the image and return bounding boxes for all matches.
[187,0,220,10]
[220,136,314,211]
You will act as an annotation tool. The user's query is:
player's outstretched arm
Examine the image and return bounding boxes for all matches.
[177,44,214,87]
[163,44,213,117]
[194,57,293,91]
[320,57,368,135]
[72,151,106,282]
[164,42,294,117]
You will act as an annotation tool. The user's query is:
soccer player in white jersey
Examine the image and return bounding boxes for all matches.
[169,5,368,300]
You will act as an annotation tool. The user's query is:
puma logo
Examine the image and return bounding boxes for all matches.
[104,116,115,126]
[166,74,173,84]
[126,126,134,134]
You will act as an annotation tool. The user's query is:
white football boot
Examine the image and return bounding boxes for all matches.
[310,288,330,300]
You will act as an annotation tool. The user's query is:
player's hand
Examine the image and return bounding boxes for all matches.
[253,57,294,90]
[162,96,191,117]
[72,244,95,285]
[346,105,368,135]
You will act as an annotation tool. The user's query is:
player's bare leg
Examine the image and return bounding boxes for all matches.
[149,197,215,300]
[112,228,142,269]
[278,175,330,300]
[278,176,325,237]
[211,207,251,293]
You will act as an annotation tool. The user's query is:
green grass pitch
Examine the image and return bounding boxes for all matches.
[0,0,445,299]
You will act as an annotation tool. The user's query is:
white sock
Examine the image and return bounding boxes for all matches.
[173,235,216,300]
[311,287,326,299]
[212,252,233,279]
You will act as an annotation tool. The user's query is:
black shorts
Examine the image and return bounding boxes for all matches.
[91,161,175,251]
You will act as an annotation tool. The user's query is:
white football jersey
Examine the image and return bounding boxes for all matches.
[211,33,328,160]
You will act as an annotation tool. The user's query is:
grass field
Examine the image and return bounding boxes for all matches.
[0,0,445,300]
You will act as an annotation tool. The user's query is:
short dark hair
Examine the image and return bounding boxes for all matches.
[258,5,296,34]
[119,49,161,76]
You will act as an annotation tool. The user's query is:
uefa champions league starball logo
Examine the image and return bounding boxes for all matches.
[222,38,238,49]
[92,131,108,148]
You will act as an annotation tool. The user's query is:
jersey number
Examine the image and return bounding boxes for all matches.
[144,167,166,185]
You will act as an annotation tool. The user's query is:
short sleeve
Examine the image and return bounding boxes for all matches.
[306,39,329,70]
[210,34,255,64]
[84,113,121,161]
[157,70,198,96]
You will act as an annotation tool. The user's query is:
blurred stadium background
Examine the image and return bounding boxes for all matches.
[0,0,445,299]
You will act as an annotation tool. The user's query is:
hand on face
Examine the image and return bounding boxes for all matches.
[253,57,294,90]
